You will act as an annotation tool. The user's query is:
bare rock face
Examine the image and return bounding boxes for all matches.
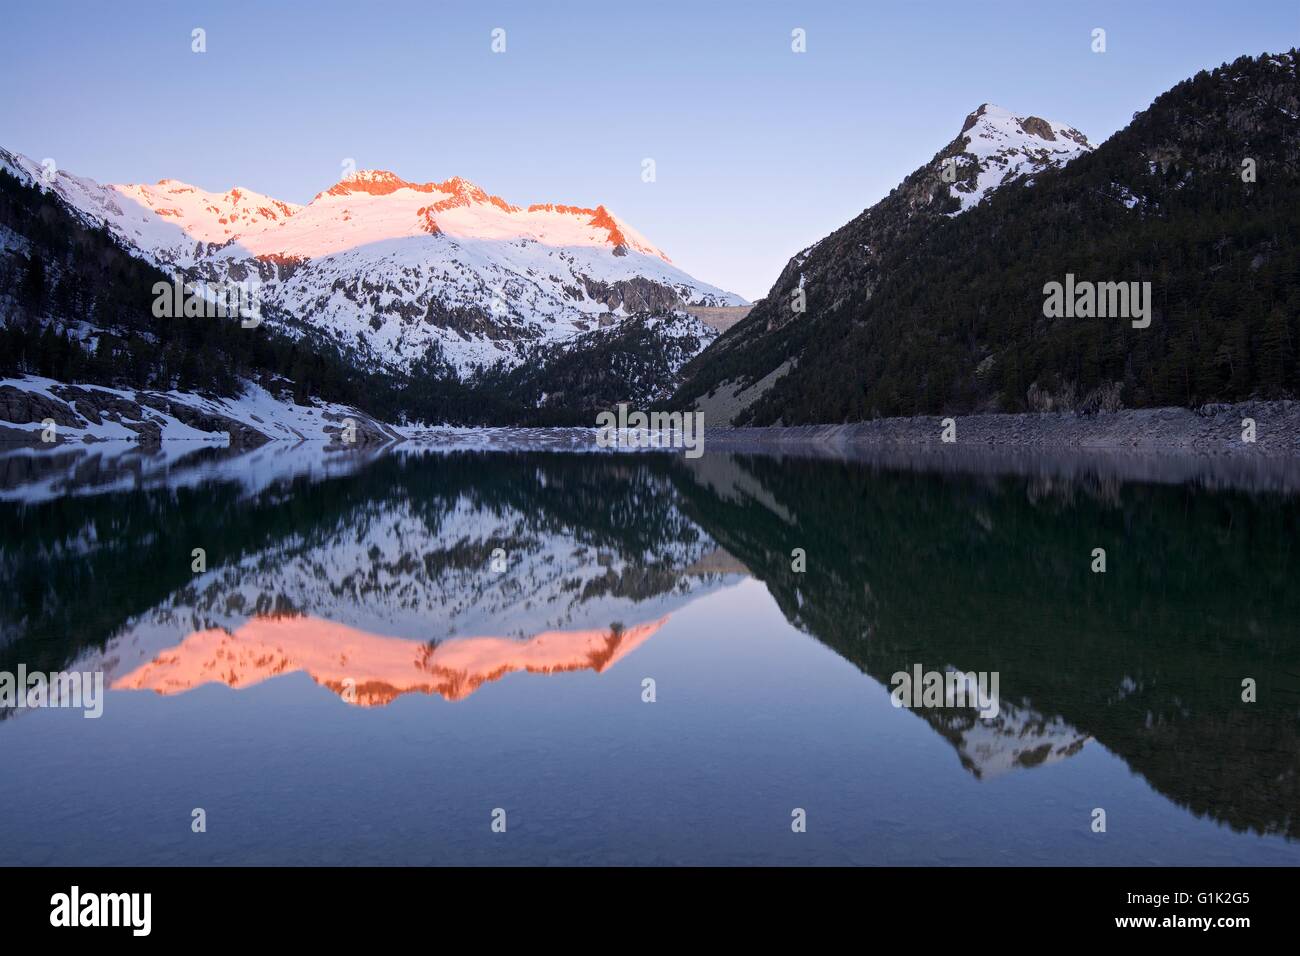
[960,104,988,134]
[50,385,148,426]
[0,381,283,445]
[320,410,401,447]
[581,276,684,314]
[135,395,270,446]
[0,386,81,427]
[43,386,265,445]
[422,298,535,342]
[1019,115,1056,140]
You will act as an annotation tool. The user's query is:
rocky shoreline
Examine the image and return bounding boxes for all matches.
[0,376,400,446]
[4,375,1298,459]
[708,401,1300,455]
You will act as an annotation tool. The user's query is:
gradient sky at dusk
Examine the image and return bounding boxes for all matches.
[2,0,1296,299]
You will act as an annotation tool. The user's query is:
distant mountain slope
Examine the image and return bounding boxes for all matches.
[0,152,744,376]
[678,50,1300,425]
[673,103,1094,420]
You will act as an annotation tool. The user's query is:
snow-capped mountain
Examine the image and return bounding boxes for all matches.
[672,103,1094,420]
[0,148,745,375]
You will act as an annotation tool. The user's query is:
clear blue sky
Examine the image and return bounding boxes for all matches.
[1,0,1296,299]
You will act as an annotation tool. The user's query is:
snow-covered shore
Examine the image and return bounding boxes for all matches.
[0,375,401,445]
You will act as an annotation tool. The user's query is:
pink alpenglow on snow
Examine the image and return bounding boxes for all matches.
[0,147,745,375]
[112,614,668,705]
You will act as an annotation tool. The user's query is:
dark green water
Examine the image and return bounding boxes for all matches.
[1,443,1297,865]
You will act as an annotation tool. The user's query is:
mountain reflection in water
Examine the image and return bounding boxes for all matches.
[1,441,1297,865]
[113,615,668,705]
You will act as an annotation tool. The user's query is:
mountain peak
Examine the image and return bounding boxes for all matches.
[324,168,422,197]
[960,102,996,131]
[960,103,1090,147]
[318,169,524,214]
[945,103,1093,213]
[437,174,482,194]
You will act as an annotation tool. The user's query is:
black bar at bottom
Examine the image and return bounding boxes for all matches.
[0,865,1281,939]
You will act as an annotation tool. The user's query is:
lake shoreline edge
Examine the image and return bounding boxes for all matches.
[707,400,1300,455]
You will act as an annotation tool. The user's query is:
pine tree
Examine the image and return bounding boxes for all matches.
[1259,306,1291,395]
[20,252,45,311]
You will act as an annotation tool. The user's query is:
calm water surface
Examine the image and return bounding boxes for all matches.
[1,443,1298,865]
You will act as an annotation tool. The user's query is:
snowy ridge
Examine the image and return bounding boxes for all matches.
[0,148,745,375]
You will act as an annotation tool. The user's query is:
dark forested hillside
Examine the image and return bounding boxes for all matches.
[676,50,1300,424]
[475,314,715,422]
